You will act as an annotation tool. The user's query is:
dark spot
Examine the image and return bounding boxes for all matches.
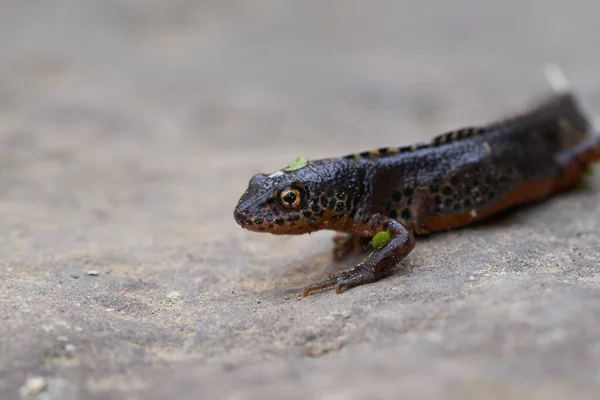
[311,204,321,213]
[382,222,389,229]
[254,218,264,225]
[259,227,266,231]
[331,215,339,221]
[359,151,370,158]
[326,189,334,198]
[463,199,471,207]
[275,218,285,226]
[302,211,313,219]
[268,224,274,229]
[442,186,453,195]
[429,184,439,193]
[362,216,370,224]
[403,188,413,197]
[328,199,337,210]
[473,179,480,186]
[401,208,411,220]
[444,199,453,207]
[378,147,389,155]
[392,191,402,202]
[265,213,274,223]
[389,210,398,219]
[320,195,329,207]
[453,204,461,211]
[481,187,488,194]
[488,191,495,199]
[434,196,442,205]
[450,176,458,185]
[288,214,300,222]
[316,209,325,216]
[335,202,345,213]
[290,222,296,226]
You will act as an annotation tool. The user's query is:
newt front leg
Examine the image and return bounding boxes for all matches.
[332,234,371,261]
[303,214,416,296]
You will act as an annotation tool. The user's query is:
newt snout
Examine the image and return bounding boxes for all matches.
[233,207,252,228]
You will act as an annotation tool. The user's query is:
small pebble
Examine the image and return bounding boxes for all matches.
[65,344,76,352]
[306,341,344,357]
[23,376,47,395]
[55,320,71,329]
[167,291,181,300]
[87,270,99,276]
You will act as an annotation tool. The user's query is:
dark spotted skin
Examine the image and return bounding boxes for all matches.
[234,92,600,296]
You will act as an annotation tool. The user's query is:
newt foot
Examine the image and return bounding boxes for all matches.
[302,264,388,296]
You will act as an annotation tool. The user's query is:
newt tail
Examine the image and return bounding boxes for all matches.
[234,88,600,296]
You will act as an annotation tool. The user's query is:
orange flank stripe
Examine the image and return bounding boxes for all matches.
[421,157,591,233]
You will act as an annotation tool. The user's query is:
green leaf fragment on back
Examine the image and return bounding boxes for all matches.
[283,156,309,172]
[578,167,594,191]
[371,230,392,249]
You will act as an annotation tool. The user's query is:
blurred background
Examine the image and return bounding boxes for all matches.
[3,1,600,399]
[4,0,600,156]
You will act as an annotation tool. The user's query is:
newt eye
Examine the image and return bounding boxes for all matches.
[279,188,302,209]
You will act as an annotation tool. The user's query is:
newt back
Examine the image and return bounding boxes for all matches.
[351,92,596,234]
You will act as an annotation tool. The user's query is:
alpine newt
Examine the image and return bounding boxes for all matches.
[233,87,600,296]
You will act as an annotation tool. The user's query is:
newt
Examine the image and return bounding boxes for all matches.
[233,79,600,296]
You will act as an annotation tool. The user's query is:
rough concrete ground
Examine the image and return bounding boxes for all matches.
[2,1,600,399]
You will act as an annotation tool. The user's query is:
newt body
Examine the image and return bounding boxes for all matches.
[234,92,600,295]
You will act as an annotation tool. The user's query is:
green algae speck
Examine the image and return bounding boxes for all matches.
[371,231,392,249]
[283,156,309,172]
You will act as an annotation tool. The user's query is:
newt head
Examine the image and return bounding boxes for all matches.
[233,159,363,235]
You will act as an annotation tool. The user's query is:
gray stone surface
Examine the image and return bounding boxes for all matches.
[2,1,600,399]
